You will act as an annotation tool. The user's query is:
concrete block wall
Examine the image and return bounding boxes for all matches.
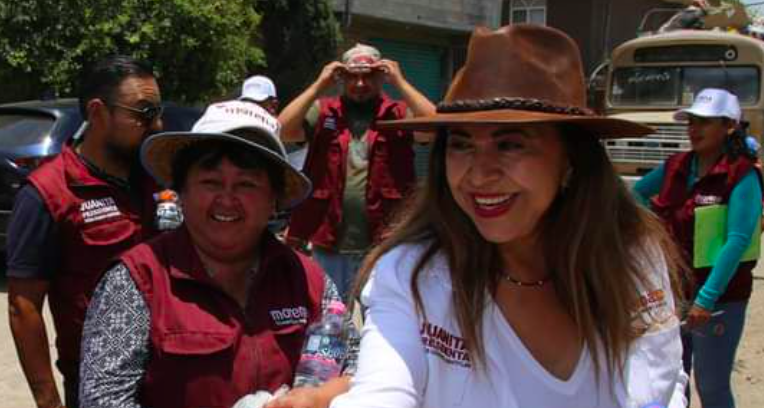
[334,0,501,32]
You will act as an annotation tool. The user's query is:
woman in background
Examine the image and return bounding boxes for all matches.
[633,88,762,408]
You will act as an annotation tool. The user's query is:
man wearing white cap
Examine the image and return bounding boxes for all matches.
[240,75,279,115]
[278,43,435,300]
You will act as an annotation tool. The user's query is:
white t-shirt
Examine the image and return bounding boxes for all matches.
[330,243,688,408]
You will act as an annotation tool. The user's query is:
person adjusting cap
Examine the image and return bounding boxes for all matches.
[341,43,381,73]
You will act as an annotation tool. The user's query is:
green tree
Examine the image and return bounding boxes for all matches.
[721,0,760,19]
[0,0,264,104]
[254,0,342,103]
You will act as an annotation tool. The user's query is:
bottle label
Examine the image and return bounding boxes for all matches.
[304,334,346,361]
[294,323,347,387]
[156,202,183,230]
[296,354,341,377]
[306,335,321,353]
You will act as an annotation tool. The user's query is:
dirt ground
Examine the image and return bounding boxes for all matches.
[700,272,764,408]
[0,271,762,408]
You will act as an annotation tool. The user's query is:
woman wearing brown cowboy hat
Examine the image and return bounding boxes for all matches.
[308,24,689,408]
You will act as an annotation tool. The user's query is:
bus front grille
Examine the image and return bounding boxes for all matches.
[605,122,690,165]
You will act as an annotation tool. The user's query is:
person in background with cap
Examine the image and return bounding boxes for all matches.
[272,24,688,408]
[633,88,762,408]
[240,74,279,115]
[240,74,308,235]
[7,55,164,408]
[278,43,436,301]
[79,100,359,408]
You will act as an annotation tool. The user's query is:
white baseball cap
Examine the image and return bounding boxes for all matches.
[674,88,742,122]
[240,75,277,102]
[141,100,311,210]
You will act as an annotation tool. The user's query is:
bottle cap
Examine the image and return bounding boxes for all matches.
[327,301,346,316]
[157,189,179,202]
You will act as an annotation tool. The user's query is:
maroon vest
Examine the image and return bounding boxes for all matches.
[287,95,416,249]
[27,146,156,382]
[121,227,325,408]
[651,151,760,302]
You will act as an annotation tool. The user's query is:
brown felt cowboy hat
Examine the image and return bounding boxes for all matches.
[379,24,652,138]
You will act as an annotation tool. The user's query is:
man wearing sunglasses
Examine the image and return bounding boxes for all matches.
[6,55,164,408]
[278,44,435,301]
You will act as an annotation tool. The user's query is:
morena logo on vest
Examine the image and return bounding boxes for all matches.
[270,306,309,327]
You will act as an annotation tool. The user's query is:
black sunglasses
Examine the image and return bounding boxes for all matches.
[110,102,164,124]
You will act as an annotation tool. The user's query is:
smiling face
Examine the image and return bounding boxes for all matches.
[181,157,276,264]
[445,124,569,248]
[687,115,733,156]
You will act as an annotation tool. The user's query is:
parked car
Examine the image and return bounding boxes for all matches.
[0,98,202,251]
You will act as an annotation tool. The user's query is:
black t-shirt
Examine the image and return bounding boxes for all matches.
[6,184,59,279]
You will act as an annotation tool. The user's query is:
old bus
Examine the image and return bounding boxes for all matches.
[604,30,764,181]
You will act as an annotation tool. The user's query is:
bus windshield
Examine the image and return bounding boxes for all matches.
[610,66,759,106]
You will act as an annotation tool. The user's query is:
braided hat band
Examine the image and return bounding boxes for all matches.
[437,97,594,117]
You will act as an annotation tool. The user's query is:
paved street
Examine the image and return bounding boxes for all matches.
[0,275,62,408]
[0,264,763,408]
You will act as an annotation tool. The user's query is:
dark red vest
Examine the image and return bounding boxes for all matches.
[651,151,761,303]
[121,227,325,408]
[287,95,416,249]
[27,146,156,382]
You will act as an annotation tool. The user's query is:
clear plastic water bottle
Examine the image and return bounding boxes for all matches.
[293,301,348,388]
[154,189,183,231]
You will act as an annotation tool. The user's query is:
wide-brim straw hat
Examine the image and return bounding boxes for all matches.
[141,100,312,210]
[379,24,653,138]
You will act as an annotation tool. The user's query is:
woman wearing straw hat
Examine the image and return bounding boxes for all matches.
[79,101,357,408]
[634,88,763,408]
[292,24,689,408]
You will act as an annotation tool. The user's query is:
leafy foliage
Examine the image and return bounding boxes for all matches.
[721,0,760,19]
[0,0,264,103]
[254,0,342,102]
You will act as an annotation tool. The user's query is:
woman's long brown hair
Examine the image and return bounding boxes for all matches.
[354,124,685,379]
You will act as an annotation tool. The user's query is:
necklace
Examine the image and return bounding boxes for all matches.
[502,272,552,288]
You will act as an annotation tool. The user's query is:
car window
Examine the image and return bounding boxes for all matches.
[0,113,55,147]
[162,107,202,132]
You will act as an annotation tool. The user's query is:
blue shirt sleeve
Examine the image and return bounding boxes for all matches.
[632,164,666,207]
[695,169,763,310]
[6,184,59,279]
